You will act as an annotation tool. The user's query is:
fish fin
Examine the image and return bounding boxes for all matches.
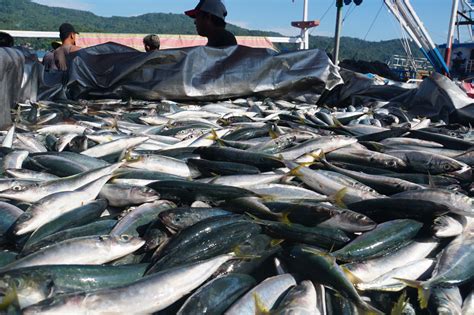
[289,165,303,177]
[117,148,129,162]
[231,245,261,260]
[109,117,118,131]
[208,176,220,184]
[367,142,385,153]
[341,266,363,284]
[328,242,336,254]
[270,239,285,247]
[311,149,325,162]
[390,291,409,315]
[253,293,270,315]
[268,129,278,139]
[278,212,292,226]
[357,300,385,315]
[427,172,436,189]
[332,117,343,128]
[208,129,225,147]
[0,283,19,310]
[169,103,181,114]
[207,129,219,141]
[329,188,348,208]
[301,246,333,260]
[245,212,265,223]
[259,194,276,202]
[393,278,430,309]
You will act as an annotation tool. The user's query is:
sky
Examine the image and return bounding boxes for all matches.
[31,0,468,44]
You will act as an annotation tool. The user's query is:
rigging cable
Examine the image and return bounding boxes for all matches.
[310,0,335,35]
[363,1,385,41]
[342,3,355,23]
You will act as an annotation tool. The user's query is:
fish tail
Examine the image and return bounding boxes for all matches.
[341,265,363,284]
[394,278,430,309]
[278,212,292,226]
[311,149,326,162]
[329,187,348,208]
[209,129,225,146]
[268,129,278,139]
[289,165,303,177]
[0,285,19,310]
[390,291,409,315]
[357,300,384,315]
[253,292,270,315]
[332,117,343,128]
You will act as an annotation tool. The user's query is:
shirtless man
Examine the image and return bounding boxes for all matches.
[54,23,81,71]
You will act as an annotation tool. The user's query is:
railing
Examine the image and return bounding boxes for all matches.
[465,59,474,73]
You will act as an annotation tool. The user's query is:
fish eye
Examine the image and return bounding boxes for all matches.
[12,185,23,191]
[443,164,452,170]
[120,235,131,242]
[387,160,396,167]
[12,278,22,288]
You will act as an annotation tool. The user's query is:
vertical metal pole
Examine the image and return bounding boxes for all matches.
[445,0,460,67]
[333,0,343,65]
[302,0,309,49]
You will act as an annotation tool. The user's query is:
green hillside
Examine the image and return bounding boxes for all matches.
[0,0,422,62]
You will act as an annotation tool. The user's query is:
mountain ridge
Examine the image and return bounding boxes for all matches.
[0,0,422,62]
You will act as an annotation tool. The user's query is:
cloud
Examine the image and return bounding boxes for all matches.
[32,0,92,11]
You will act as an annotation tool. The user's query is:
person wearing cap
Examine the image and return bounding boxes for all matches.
[143,34,161,52]
[42,41,62,71]
[185,0,237,48]
[54,23,81,71]
[0,32,14,47]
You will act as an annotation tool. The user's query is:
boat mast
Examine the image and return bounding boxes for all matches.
[333,0,343,65]
[445,0,460,67]
[301,0,309,49]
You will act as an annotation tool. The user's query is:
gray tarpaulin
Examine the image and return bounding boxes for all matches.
[50,43,343,101]
[323,69,474,125]
[33,42,474,125]
[0,48,24,128]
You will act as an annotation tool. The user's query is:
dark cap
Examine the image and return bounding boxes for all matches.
[185,0,228,20]
[59,23,79,40]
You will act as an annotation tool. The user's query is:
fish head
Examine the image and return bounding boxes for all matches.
[332,211,377,232]
[438,160,463,173]
[433,216,463,238]
[0,273,54,310]
[132,186,160,201]
[98,235,145,256]
[159,211,184,230]
[383,156,407,170]
[0,182,40,202]
[12,211,36,236]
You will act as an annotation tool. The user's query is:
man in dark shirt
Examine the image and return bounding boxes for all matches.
[185,0,237,48]
[0,32,14,47]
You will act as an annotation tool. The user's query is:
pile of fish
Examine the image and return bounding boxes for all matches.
[0,97,472,314]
